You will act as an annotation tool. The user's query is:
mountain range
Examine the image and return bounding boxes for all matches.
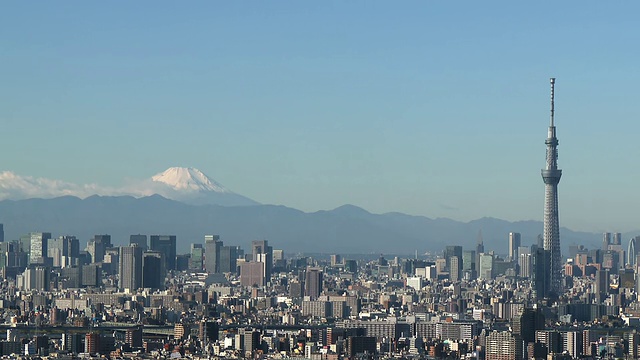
[0,194,605,255]
[0,167,616,254]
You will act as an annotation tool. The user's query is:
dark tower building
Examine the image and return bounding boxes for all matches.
[0,223,4,242]
[219,245,238,274]
[143,251,165,289]
[204,235,222,274]
[129,234,147,251]
[475,230,484,276]
[119,244,143,291]
[149,235,176,271]
[541,78,562,296]
[512,307,545,344]
[531,244,550,299]
[444,245,463,273]
[305,267,323,299]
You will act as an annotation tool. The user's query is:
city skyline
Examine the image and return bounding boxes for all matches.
[3,2,640,233]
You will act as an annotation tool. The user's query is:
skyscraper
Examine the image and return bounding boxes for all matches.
[190,243,204,270]
[142,251,165,289]
[462,250,476,279]
[204,235,222,273]
[602,232,612,250]
[87,234,111,263]
[508,232,521,261]
[531,244,550,299]
[444,245,462,273]
[594,269,609,303]
[0,223,4,242]
[629,237,639,267]
[149,235,176,270]
[219,245,238,274]
[252,240,273,280]
[450,256,460,282]
[119,244,143,291]
[129,234,147,251]
[478,253,494,280]
[29,232,51,264]
[305,267,323,299]
[476,231,484,276]
[541,78,562,296]
[48,235,79,267]
[613,232,622,245]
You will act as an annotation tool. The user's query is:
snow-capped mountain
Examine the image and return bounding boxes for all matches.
[147,167,258,206]
[0,167,259,207]
[151,167,230,193]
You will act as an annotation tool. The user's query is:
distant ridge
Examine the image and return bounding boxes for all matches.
[0,195,604,254]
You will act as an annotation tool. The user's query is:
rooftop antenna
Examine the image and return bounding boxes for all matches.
[550,78,555,127]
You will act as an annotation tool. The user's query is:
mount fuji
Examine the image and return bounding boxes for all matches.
[147,167,258,206]
[0,167,259,207]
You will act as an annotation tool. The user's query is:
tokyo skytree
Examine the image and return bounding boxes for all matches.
[541,78,562,295]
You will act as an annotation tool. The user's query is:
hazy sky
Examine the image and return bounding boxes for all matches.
[2,2,639,233]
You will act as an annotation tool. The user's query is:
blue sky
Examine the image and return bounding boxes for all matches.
[2,1,640,232]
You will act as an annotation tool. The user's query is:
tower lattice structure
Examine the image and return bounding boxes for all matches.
[541,78,562,295]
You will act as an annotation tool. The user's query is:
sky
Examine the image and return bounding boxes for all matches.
[1,2,640,233]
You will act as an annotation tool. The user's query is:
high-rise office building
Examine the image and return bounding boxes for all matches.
[87,234,111,263]
[82,264,100,287]
[508,232,521,261]
[602,232,611,250]
[129,234,147,251]
[252,240,273,280]
[0,223,4,242]
[119,244,143,292]
[478,253,494,280]
[594,269,609,303]
[240,261,265,287]
[305,267,323,299]
[518,250,532,278]
[613,232,622,245]
[219,245,238,274]
[61,266,82,288]
[462,250,476,279]
[142,251,165,289]
[531,245,550,299]
[450,256,460,282]
[48,235,79,268]
[476,231,484,275]
[29,232,51,265]
[204,235,222,273]
[629,237,639,266]
[190,243,204,270]
[444,245,463,273]
[541,78,562,296]
[512,307,545,344]
[149,235,176,271]
[23,266,50,291]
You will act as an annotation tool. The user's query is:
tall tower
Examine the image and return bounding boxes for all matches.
[541,78,562,295]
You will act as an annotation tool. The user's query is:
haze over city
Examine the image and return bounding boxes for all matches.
[2,2,640,233]
[4,3,640,360]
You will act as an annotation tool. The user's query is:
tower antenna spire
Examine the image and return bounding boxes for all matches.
[550,78,555,127]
